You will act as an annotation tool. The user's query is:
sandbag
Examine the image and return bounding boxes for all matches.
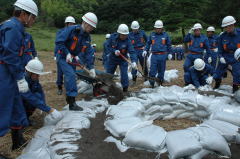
[166,129,202,159]
[194,110,210,118]
[104,117,143,137]
[201,120,240,143]
[188,126,231,157]
[210,111,240,127]
[177,112,194,119]
[123,122,167,152]
[17,147,51,159]
[187,149,211,159]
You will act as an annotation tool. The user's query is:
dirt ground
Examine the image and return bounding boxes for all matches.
[0,52,236,159]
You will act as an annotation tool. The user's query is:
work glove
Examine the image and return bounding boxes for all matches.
[34,57,39,60]
[131,62,137,69]
[74,56,80,62]
[168,54,173,60]
[54,56,56,61]
[115,50,120,56]
[142,51,147,57]
[147,53,152,69]
[66,53,73,63]
[198,86,205,91]
[213,48,218,52]
[220,57,226,64]
[44,109,63,125]
[17,78,29,93]
[206,76,213,85]
[208,57,212,64]
[89,69,96,78]
[188,28,193,34]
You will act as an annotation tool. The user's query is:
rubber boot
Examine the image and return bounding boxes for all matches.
[214,79,222,89]
[11,129,26,150]
[157,79,163,86]
[0,154,11,159]
[232,84,240,93]
[57,85,63,95]
[132,76,137,82]
[66,96,83,111]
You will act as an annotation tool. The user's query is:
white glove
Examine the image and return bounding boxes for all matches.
[44,109,63,125]
[66,53,73,63]
[89,69,96,78]
[188,28,193,34]
[34,57,38,60]
[213,48,218,52]
[168,54,172,60]
[220,57,226,64]
[208,57,212,63]
[75,56,80,62]
[131,62,137,69]
[198,86,205,91]
[17,78,29,93]
[54,57,56,61]
[206,76,213,85]
[115,50,120,56]
[142,51,147,57]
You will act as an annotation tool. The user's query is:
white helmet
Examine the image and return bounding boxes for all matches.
[65,16,75,23]
[193,23,202,30]
[92,43,96,47]
[25,59,50,75]
[82,12,98,28]
[194,58,205,71]
[14,0,38,16]
[207,26,215,32]
[221,16,236,27]
[117,24,129,35]
[154,20,163,28]
[131,21,140,29]
[234,48,240,60]
[105,34,110,39]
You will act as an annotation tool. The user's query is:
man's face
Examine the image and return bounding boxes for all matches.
[132,29,138,33]
[155,28,163,34]
[24,13,36,28]
[207,31,214,37]
[30,73,39,81]
[83,22,94,33]
[225,24,235,33]
[119,34,127,40]
[193,29,201,36]
[67,22,75,27]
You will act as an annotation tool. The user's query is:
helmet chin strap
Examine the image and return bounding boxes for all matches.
[81,23,86,32]
[24,14,32,26]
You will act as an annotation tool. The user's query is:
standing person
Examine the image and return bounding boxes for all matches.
[54,16,76,95]
[102,33,110,72]
[91,43,97,64]
[143,20,172,88]
[183,23,211,74]
[0,0,38,154]
[184,58,215,88]
[128,21,148,82]
[22,32,37,67]
[21,59,63,125]
[206,26,219,68]
[107,24,137,93]
[55,12,97,111]
[213,16,240,93]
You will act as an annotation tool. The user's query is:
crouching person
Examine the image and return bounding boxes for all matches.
[21,59,63,126]
[184,58,215,88]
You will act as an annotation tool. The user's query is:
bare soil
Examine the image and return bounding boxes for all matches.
[0,53,236,159]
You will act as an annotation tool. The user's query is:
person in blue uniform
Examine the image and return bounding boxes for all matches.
[106,24,137,93]
[183,23,211,74]
[55,12,97,111]
[128,21,148,82]
[184,58,215,88]
[143,20,172,88]
[0,0,38,154]
[22,32,37,67]
[54,16,76,95]
[213,16,240,93]
[102,34,111,72]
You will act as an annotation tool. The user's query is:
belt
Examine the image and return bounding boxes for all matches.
[0,61,5,64]
[134,47,144,50]
[189,51,202,54]
[210,48,217,50]
[25,52,32,55]
[152,51,166,55]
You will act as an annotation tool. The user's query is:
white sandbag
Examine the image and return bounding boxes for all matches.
[162,109,186,120]
[164,69,179,83]
[196,94,213,108]
[17,147,51,159]
[44,111,63,126]
[160,105,173,113]
[177,112,194,119]
[201,120,240,143]
[123,121,167,152]
[104,117,143,137]
[188,127,231,157]
[161,90,179,104]
[194,110,210,118]
[187,149,211,159]
[145,105,162,115]
[179,91,198,107]
[166,129,202,159]
[210,111,240,127]
[104,136,129,152]
[77,81,93,94]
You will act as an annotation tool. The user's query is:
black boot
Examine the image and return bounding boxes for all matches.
[233,84,239,93]
[0,154,11,159]
[123,87,128,92]
[157,79,163,86]
[11,129,26,150]
[214,79,222,89]
[57,85,63,95]
[66,96,83,111]
[132,76,137,82]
